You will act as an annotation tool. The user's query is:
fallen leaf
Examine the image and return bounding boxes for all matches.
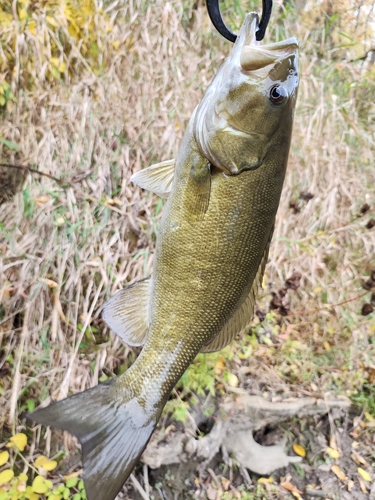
[331,465,346,481]
[347,480,354,492]
[280,481,303,494]
[291,492,303,500]
[358,477,367,494]
[215,356,225,375]
[227,372,239,387]
[293,443,306,457]
[351,451,369,467]
[326,447,340,459]
[221,477,230,491]
[358,468,371,482]
[258,477,274,483]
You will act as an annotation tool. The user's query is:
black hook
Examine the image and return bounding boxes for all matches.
[206,0,273,43]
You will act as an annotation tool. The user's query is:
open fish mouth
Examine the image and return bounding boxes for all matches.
[235,14,298,74]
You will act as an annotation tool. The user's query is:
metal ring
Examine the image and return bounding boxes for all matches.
[206,0,273,43]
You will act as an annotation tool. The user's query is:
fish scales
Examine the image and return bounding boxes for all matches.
[28,13,298,500]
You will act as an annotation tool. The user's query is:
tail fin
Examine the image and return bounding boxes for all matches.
[27,381,157,500]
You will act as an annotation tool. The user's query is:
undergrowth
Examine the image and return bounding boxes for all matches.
[0,0,375,498]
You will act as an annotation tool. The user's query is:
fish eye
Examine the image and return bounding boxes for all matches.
[269,84,288,106]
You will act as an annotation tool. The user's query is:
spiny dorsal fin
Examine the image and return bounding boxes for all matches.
[201,233,272,353]
[102,278,150,346]
[130,159,175,198]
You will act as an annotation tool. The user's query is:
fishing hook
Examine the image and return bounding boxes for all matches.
[206,0,273,42]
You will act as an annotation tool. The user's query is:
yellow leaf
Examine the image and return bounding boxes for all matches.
[19,473,28,481]
[58,62,66,73]
[30,494,40,500]
[326,447,340,459]
[0,469,14,485]
[293,443,306,457]
[28,19,36,34]
[46,15,59,27]
[42,459,57,471]
[50,57,60,68]
[64,471,81,480]
[19,8,28,20]
[0,451,9,466]
[215,355,225,375]
[7,433,27,451]
[32,476,53,494]
[364,412,374,422]
[323,341,331,351]
[331,465,346,481]
[34,455,48,467]
[227,372,239,387]
[258,477,273,483]
[358,468,371,482]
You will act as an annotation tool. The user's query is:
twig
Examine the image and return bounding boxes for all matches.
[143,463,150,496]
[0,162,65,186]
[305,488,330,498]
[130,473,150,500]
[288,290,369,317]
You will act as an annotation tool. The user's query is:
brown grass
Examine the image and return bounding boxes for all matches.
[0,0,375,497]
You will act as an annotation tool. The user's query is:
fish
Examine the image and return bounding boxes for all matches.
[27,13,298,500]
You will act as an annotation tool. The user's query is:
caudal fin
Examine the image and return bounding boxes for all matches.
[27,381,157,500]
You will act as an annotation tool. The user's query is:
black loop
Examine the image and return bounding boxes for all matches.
[206,0,273,43]
[256,0,273,41]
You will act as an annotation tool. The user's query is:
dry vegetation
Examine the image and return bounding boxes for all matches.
[0,0,375,498]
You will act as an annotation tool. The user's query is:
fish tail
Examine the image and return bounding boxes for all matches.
[27,379,157,500]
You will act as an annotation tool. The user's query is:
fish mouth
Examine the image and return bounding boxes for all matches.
[231,13,298,74]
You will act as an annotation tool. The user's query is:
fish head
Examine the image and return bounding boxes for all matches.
[193,12,299,175]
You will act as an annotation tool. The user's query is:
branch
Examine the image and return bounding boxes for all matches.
[0,163,66,187]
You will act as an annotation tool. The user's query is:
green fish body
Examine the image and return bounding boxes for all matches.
[28,14,298,500]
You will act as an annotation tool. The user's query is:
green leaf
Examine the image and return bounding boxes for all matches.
[27,399,35,412]
[65,477,79,488]
[0,137,20,151]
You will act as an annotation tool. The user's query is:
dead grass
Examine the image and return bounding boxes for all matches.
[0,0,375,498]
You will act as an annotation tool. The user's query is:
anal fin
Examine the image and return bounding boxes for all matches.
[102,278,150,346]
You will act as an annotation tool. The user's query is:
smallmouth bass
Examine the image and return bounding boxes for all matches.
[28,13,298,500]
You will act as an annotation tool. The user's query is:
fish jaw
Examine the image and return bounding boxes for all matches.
[193,12,299,176]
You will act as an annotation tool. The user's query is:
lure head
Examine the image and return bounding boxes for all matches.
[193,13,299,175]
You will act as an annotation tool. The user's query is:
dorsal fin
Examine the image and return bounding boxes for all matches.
[102,278,150,346]
[201,235,272,353]
[130,159,175,198]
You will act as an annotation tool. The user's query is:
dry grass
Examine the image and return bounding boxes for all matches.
[0,0,375,497]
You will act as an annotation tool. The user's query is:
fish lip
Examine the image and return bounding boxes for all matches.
[232,13,298,72]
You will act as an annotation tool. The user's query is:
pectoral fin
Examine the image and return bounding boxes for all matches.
[130,159,175,198]
[102,278,150,346]
[201,235,272,353]
[185,161,211,223]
